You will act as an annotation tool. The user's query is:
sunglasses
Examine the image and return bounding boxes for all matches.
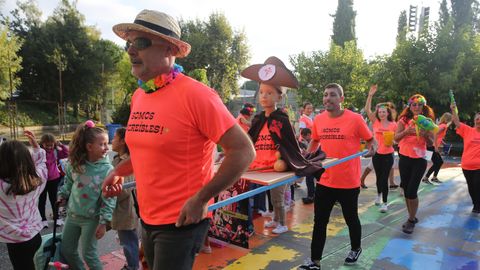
[125,37,164,51]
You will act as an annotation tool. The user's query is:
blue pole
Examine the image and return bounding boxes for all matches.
[207,150,368,211]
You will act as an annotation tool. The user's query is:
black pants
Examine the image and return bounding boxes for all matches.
[425,146,444,178]
[463,169,480,209]
[306,175,316,197]
[6,233,42,270]
[372,153,394,203]
[311,185,361,261]
[38,177,61,220]
[141,219,210,270]
[399,155,427,199]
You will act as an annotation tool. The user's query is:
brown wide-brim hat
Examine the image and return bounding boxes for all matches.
[241,56,299,93]
[113,9,191,58]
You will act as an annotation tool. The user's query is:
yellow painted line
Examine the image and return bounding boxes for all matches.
[223,245,299,270]
[292,201,372,239]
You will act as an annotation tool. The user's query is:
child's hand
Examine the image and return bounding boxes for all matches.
[24,130,39,148]
[95,224,106,239]
[102,174,124,197]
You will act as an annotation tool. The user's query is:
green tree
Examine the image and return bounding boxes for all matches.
[187,68,208,85]
[396,10,408,45]
[0,22,23,102]
[178,13,250,101]
[331,0,357,47]
[291,41,369,109]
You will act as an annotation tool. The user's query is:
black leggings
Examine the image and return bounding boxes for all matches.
[425,146,444,178]
[6,233,42,270]
[399,155,427,199]
[38,177,61,220]
[372,153,394,203]
[311,185,361,261]
[463,169,480,208]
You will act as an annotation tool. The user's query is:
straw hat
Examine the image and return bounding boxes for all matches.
[113,9,191,58]
[241,56,299,93]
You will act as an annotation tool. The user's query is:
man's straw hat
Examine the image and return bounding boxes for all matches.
[113,9,191,58]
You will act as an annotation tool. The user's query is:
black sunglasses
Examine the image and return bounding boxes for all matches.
[125,37,154,51]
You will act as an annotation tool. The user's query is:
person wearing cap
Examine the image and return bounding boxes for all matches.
[102,10,255,270]
[394,94,435,234]
[242,56,325,235]
[299,83,376,270]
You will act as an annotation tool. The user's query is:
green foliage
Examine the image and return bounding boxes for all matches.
[331,0,357,47]
[396,11,407,45]
[178,13,250,101]
[187,68,209,85]
[291,41,369,109]
[0,22,23,102]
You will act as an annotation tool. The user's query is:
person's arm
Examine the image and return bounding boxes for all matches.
[307,139,320,153]
[364,136,377,157]
[394,120,415,141]
[364,85,377,124]
[451,104,461,128]
[239,116,251,127]
[175,124,255,227]
[102,158,133,197]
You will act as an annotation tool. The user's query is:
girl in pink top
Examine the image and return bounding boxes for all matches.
[0,132,48,270]
[394,94,435,234]
[423,112,452,184]
[364,85,397,213]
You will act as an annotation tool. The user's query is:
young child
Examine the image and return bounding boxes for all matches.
[0,132,48,270]
[57,121,116,269]
[111,127,139,270]
[38,133,69,228]
[242,56,324,234]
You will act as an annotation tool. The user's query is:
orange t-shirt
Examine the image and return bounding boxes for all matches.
[435,123,448,147]
[373,120,397,154]
[125,74,236,225]
[250,123,277,171]
[311,110,373,189]
[456,123,480,170]
[236,115,250,133]
[299,114,314,129]
[398,118,427,158]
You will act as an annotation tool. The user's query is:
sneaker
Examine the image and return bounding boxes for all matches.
[302,196,314,204]
[259,210,274,217]
[380,203,388,213]
[375,194,382,206]
[431,177,442,184]
[344,247,362,265]
[265,220,277,228]
[402,219,416,234]
[42,220,49,229]
[272,225,288,234]
[298,260,321,270]
[361,184,368,189]
[389,184,399,190]
[422,177,433,184]
[200,245,212,254]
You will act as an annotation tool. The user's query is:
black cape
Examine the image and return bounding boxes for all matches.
[248,109,325,179]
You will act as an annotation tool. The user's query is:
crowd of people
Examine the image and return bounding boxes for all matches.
[0,8,478,270]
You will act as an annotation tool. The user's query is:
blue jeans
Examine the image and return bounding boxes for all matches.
[118,229,139,270]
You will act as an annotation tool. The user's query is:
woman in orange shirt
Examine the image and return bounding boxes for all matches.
[451,106,480,213]
[394,94,435,234]
[364,85,397,213]
[423,112,452,184]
